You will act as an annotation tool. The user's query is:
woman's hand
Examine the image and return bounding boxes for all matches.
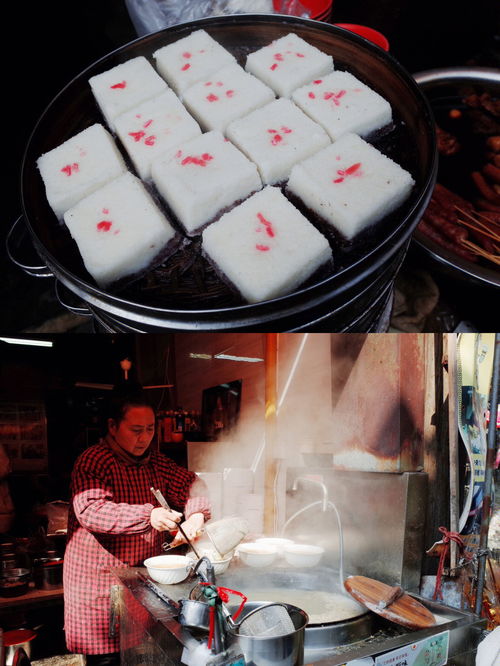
[170,512,205,546]
[150,507,183,532]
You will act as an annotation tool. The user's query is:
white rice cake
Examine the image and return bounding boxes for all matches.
[114,90,202,180]
[245,32,333,98]
[202,186,332,303]
[182,63,275,133]
[287,133,415,240]
[89,56,168,131]
[37,123,127,220]
[292,70,393,140]
[63,171,177,288]
[226,98,330,185]
[151,130,262,236]
[153,29,236,95]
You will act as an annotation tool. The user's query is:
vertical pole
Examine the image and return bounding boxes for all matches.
[423,334,449,574]
[264,333,278,535]
[475,333,500,615]
[447,333,460,571]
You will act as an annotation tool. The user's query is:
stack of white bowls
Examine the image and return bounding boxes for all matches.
[237,537,325,568]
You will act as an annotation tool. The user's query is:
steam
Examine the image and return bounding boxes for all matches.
[190,333,346,573]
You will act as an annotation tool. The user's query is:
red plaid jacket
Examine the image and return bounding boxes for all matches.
[63,442,210,654]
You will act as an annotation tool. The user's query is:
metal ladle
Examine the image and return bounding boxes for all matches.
[150,487,201,560]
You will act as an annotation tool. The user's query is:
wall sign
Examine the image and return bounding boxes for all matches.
[374,631,450,666]
[0,401,48,471]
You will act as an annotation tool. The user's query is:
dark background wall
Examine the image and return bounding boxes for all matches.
[1,335,139,531]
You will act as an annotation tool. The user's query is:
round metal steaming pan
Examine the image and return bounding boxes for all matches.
[222,566,374,650]
[412,66,500,290]
[19,14,437,332]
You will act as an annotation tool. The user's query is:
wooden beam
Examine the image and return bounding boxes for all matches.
[263,333,278,534]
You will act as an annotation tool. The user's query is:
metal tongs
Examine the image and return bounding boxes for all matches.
[150,486,201,559]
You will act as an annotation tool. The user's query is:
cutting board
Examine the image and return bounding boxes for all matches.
[344,575,436,630]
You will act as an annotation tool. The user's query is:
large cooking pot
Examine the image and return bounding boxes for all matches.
[33,557,63,590]
[0,568,31,598]
[221,566,373,651]
[12,14,437,332]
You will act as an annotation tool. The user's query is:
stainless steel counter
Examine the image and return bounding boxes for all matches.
[111,566,485,665]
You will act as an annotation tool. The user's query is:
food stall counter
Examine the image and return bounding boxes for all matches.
[0,583,64,611]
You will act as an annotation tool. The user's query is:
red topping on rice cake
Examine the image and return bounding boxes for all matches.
[245,32,333,97]
[182,63,274,133]
[292,70,393,141]
[151,130,261,236]
[201,186,332,303]
[63,172,178,288]
[152,29,237,94]
[89,56,168,131]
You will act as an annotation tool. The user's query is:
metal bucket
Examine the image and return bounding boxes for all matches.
[33,558,63,590]
[178,599,211,631]
[3,630,37,666]
[227,602,308,666]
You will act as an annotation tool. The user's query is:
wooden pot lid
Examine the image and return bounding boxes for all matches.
[344,575,436,630]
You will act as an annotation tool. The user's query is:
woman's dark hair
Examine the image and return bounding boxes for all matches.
[107,382,155,425]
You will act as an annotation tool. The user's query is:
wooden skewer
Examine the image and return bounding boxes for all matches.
[456,205,500,225]
[460,239,500,265]
[455,206,500,241]
[456,217,500,242]
[475,210,500,228]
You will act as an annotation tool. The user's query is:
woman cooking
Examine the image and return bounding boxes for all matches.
[63,387,211,665]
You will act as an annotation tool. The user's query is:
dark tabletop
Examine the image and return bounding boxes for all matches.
[4,0,500,333]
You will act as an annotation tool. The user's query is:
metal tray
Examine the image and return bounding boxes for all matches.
[16,14,436,331]
[412,66,500,290]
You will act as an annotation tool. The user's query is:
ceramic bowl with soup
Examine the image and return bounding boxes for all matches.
[283,544,325,568]
[143,554,192,584]
[237,543,278,567]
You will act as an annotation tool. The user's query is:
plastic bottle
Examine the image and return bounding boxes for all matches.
[163,411,174,442]
[174,408,184,433]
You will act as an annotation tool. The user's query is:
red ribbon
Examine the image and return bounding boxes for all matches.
[433,526,465,600]
[199,582,248,621]
[207,606,215,650]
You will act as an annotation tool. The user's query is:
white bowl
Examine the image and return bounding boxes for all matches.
[186,548,233,575]
[143,555,192,584]
[255,537,294,555]
[283,544,324,568]
[237,542,278,567]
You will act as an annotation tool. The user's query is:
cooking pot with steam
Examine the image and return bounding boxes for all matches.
[12,14,436,332]
[222,566,374,651]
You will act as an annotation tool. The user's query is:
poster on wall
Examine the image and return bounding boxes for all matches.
[0,401,48,472]
[457,333,495,539]
[201,380,242,441]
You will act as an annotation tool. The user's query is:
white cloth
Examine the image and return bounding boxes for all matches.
[476,626,500,666]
